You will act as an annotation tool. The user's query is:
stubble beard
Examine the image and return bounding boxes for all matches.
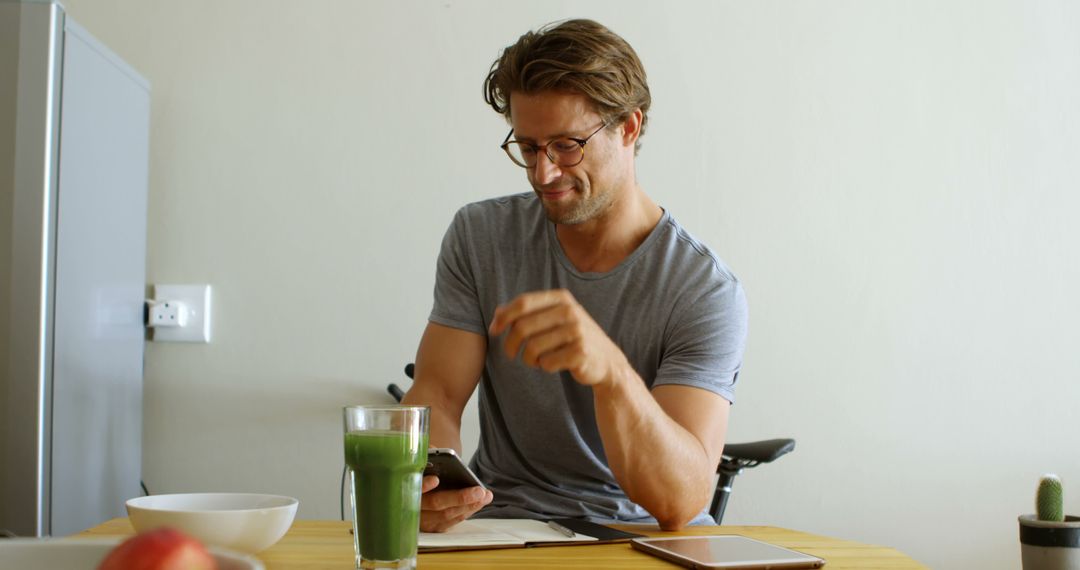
[537,182,617,226]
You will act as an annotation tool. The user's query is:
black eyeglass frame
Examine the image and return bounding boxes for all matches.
[499,122,608,168]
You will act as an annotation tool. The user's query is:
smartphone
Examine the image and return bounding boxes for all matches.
[423,448,485,490]
[631,536,825,569]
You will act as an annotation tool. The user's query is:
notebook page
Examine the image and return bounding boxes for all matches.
[472,519,599,543]
[419,520,523,548]
[418,519,599,548]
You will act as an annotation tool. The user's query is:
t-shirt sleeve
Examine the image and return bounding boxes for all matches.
[428,208,488,336]
[652,278,748,404]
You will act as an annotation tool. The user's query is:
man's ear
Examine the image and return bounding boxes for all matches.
[618,108,643,148]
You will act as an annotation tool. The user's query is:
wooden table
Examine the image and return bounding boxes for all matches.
[78,518,927,569]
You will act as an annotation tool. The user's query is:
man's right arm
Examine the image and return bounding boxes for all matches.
[400,321,492,531]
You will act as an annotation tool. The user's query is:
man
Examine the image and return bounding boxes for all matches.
[401,19,748,532]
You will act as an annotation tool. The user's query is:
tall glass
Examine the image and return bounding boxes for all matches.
[343,405,429,570]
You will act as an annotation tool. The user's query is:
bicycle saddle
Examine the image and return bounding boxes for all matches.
[722,439,796,466]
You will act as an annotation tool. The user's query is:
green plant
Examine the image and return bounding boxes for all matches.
[1037,473,1065,522]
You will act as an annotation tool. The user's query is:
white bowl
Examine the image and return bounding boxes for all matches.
[126,493,298,554]
[0,538,264,570]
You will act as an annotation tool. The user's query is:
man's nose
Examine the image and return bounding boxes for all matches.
[532,152,561,185]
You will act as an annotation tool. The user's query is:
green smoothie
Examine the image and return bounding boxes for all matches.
[344,430,429,564]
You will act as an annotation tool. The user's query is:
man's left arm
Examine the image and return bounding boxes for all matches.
[489,288,740,530]
[593,372,729,531]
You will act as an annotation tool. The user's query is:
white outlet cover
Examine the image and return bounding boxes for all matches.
[151,284,211,343]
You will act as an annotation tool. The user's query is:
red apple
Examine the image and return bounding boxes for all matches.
[97,527,218,570]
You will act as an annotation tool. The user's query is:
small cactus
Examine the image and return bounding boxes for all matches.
[1036,473,1064,522]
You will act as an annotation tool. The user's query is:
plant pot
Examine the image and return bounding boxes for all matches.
[1019,514,1080,570]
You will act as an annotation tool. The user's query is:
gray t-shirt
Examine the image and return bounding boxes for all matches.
[429,193,748,525]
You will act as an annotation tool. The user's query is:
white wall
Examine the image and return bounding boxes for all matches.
[58,1,1080,568]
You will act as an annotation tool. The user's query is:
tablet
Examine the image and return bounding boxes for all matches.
[631,535,825,569]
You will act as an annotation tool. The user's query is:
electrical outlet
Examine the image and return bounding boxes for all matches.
[148,300,189,327]
[150,284,211,342]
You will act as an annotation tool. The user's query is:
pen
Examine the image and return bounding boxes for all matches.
[547,520,576,538]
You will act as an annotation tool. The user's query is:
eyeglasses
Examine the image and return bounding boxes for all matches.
[499,122,608,168]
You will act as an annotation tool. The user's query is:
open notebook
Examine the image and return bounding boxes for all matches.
[418,518,644,552]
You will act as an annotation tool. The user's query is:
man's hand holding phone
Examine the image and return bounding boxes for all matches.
[419,476,492,532]
[420,448,493,533]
